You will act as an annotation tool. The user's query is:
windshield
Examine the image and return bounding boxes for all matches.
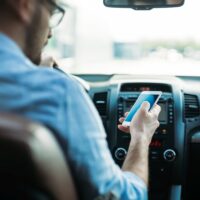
[46,0,200,76]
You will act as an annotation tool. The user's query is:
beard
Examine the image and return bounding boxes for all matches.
[24,5,47,65]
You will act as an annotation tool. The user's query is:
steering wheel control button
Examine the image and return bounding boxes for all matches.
[115,148,127,161]
[163,149,176,162]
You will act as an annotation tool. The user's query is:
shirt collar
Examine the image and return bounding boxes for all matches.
[0,32,36,68]
[0,32,26,57]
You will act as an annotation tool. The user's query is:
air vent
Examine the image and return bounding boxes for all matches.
[184,94,200,118]
[93,92,108,116]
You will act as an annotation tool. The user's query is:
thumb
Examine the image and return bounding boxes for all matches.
[140,101,150,113]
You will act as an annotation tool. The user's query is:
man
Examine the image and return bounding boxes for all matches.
[0,0,161,199]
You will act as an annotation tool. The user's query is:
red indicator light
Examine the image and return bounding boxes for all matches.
[150,140,162,148]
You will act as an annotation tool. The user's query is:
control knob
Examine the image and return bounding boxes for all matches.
[115,148,127,161]
[163,149,176,162]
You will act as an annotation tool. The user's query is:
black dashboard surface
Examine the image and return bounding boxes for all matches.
[76,74,200,200]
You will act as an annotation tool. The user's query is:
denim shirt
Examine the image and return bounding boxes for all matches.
[0,33,147,200]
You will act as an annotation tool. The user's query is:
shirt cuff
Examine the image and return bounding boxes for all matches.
[123,171,147,191]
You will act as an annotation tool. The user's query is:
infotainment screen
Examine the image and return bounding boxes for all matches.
[124,101,168,124]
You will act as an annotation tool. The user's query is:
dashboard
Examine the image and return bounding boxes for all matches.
[76,74,200,200]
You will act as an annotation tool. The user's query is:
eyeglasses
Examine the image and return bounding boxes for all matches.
[46,0,66,28]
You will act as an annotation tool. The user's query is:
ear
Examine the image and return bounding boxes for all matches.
[6,0,36,24]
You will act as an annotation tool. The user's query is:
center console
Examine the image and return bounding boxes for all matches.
[113,83,177,199]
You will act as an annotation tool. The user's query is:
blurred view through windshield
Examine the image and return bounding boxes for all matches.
[46,0,200,76]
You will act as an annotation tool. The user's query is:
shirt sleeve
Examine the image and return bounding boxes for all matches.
[58,76,148,200]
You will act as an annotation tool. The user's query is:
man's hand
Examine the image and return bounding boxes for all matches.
[40,53,58,68]
[119,102,161,186]
[118,102,161,146]
[130,101,161,146]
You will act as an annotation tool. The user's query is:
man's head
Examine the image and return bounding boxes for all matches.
[0,0,65,65]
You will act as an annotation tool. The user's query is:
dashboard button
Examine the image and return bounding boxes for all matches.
[115,148,127,161]
[162,129,167,134]
[163,149,176,162]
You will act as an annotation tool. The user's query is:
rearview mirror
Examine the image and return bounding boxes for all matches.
[104,0,184,10]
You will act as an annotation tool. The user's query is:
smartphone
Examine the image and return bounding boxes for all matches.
[122,91,162,127]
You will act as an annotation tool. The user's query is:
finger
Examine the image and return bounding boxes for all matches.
[118,125,130,133]
[124,112,129,117]
[119,117,125,123]
[141,101,150,112]
[151,104,161,117]
[137,101,150,117]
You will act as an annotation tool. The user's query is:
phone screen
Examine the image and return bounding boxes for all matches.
[123,92,161,125]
